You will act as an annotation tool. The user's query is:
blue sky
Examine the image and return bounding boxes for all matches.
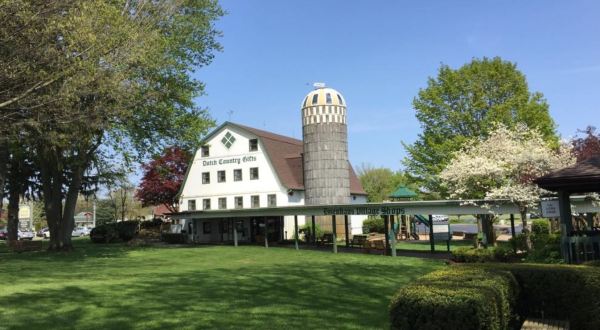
[192,0,600,171]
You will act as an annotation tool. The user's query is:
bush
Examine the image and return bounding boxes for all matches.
[389,267,519,330]
[140,218,163,229]
[525,233,562,264]
[162,233,186,244]
[362,217,384,234]
[116,220,139,241]
[509,233,529,252]
[90,224,119,243]
[299,222,323,242]
[531,219,550,236]
[489,263,600,329]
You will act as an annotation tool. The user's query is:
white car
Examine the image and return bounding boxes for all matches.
[72,227,88,237]
[18,230,35,240]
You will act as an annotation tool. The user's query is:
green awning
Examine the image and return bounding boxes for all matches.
[389,185,417,199]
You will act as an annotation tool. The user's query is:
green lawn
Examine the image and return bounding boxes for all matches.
[0,239,443,329]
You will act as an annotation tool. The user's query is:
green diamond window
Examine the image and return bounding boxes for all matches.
[221,132,236,148]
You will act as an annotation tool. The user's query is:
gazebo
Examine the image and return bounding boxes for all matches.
[389,185,418,201]
[534,156,600,263]
[388,185,418,241]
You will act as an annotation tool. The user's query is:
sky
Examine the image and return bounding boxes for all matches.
[191,0,600,172]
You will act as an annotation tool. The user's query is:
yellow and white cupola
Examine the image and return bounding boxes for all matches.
[301,84,346,125]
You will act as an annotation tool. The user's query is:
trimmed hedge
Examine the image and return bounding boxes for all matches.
[389,267,519,330]
[451,246,515,263]
[90,221,140,243]
[490,263,600,330]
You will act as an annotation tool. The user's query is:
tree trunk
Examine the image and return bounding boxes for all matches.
[7,187,20,243]
[519,207,532,250]
[0,141,8,214]
[480,214,495,247]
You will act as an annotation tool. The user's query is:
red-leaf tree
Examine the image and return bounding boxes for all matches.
[136,147,192,213]
[573,126,600,162]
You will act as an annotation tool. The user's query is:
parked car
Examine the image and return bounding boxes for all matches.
[18,229,35,240]
[43,230,51,239]
[37,227,49,237]
[72,227,88,237]
[0,227,7,240]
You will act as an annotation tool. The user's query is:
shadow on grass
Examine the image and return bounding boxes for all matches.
[1,251,439,329]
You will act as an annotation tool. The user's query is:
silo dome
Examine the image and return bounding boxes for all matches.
[302,87,346,108]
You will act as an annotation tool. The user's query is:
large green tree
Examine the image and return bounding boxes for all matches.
[0,0,222,250]
[357,164,416,202]
[404,57,558,193]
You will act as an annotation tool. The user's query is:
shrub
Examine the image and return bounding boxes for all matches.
[452,247,495,263]
[509,233,529,252]
[299,222,323,242]
[389,267,519,330]
[362,217,384,234]
[162,233,186,244]
[531,219,550,236]
[489,263,600,329]
[525,233,562,264]
[90,224,119,243]
[116,221,139,241]
[140,218,163,229]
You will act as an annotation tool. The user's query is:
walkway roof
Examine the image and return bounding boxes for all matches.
[170,196,600,220]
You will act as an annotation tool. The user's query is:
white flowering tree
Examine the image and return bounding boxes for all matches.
[439,124,575,244]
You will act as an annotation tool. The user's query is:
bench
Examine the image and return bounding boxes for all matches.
[318,233,334,246]
[349,235,367,248]
[463,232,478,240]
[8,240,43,253]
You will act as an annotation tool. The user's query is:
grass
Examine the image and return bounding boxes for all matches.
[0,239,443,329]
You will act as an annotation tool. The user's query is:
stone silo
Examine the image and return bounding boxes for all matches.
[301,84,350,205]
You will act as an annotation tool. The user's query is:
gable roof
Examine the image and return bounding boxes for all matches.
[194,122,366,195]
[534,156,600,193]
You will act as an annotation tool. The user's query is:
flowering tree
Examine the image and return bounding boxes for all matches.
[135,147,192,213]
[439,124,575,243]
[572,126,600,162]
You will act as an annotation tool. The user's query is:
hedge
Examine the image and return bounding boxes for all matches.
[392,264,600,329]
[90,221,140,243]
[489,263,600,330]
[389,267,519,330]
[451,246,515,263]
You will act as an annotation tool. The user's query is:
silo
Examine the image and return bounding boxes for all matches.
[302,84,350,205]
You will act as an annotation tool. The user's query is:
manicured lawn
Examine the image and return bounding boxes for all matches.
[0,239,443,329]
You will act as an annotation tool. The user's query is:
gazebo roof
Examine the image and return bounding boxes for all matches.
[534,156,600,193]
[389,185,418,199]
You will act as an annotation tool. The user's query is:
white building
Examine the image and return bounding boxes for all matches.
[177,121,368,244]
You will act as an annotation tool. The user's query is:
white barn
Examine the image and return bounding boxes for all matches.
[177,121,368,244]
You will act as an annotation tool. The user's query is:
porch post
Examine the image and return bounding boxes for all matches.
[264,218,269,248]
[311,215,316,244]
[233,219,238,247]
[344,215,350,248]
[294,215,299,250]
[428,214,435,253]
[390,215,397,257]
[384,215,390,256]
[332,215,337,254]
[558,190,573,263]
